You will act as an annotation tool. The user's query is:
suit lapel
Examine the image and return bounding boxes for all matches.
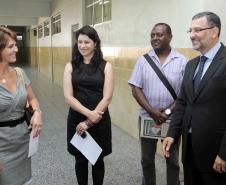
[194,44,226,100]
[187,58,199,100]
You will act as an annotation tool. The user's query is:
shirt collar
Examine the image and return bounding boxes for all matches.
[203,42,221,60]
[149,48,179,61]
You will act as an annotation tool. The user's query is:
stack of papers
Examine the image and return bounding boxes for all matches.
[28,132,39,157]
[70,131,102,165]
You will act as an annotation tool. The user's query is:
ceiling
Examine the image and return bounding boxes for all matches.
[0,0,53,26]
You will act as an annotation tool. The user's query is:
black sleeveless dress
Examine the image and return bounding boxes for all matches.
[67,61,112,159]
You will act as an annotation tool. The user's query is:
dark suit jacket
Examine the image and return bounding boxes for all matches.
[167,43,226,172]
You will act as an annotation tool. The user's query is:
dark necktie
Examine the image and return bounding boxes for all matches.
[193,56,208,93]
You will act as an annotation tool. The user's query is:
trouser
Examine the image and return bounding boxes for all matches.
[184,134,226,185]
[75,156,105,185]
[140,138,180,185]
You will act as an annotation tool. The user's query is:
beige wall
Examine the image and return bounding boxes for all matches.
[29,47,37,67]
[37,47,52,79]
[105,47,149,138]
[52,47,71,86]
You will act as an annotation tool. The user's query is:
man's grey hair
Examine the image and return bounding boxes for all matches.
[192,11,221,37]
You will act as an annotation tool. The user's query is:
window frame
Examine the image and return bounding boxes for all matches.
[44,20,50,37]
[52,14,61,35]
[85,0,111,26]
[38,25,43,38]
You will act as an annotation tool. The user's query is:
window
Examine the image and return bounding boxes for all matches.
[38,25,43,38]
[44,20,50,36]
[52,14,61,35]
[103,0,111,22]
[85,0,111,25]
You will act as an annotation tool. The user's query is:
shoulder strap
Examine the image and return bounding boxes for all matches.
[15,67,25,87]
[15,67,29,108]
[143,54,177,100]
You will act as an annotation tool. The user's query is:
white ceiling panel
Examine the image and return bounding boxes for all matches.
[0,0,53,26]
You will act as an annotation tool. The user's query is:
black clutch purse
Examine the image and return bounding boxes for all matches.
[24,105,34,127]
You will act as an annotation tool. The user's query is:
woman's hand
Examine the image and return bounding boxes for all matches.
[87,110,104,123]
[76,122,89,135]
[30,110,42,138]
[26,85,42,138]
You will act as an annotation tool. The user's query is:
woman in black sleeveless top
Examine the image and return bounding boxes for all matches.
[63,25,114,185]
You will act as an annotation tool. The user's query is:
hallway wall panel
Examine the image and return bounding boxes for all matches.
[29,47,37,67]
[38,47,52,79]
[52,47,71,86]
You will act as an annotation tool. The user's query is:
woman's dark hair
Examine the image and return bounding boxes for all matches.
[71,25,104,70]
[0,27,17,61]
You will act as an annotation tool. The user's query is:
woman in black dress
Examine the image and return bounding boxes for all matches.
[63,25,114,185]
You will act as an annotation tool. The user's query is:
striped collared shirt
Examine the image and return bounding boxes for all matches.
[128,48,187,117]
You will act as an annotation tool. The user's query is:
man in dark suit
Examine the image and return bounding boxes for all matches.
[163,11,226,185]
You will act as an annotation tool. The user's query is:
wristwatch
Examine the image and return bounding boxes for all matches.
[164,108,172,116]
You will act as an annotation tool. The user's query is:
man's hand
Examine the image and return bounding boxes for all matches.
[151,108,168,124]
[162,137,174,158]
[213,155,226,173]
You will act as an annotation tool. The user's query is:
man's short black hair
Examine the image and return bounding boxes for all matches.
[153,23,172,36]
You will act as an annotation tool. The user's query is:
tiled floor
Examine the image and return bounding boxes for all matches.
[24,67,183,185]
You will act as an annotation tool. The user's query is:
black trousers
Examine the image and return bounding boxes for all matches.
[139,117,180,185]
[140,138,180,185]
[184,134,226,185]
[75,155,105,185]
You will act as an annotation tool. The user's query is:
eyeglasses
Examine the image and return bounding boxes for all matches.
[187,27,214,34]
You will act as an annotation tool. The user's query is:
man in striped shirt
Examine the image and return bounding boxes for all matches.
[128,23,187,185]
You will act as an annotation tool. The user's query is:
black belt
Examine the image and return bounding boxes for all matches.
[0,116,25,127]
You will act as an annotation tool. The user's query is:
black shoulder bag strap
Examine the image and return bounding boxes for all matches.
[143,53,177,100]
